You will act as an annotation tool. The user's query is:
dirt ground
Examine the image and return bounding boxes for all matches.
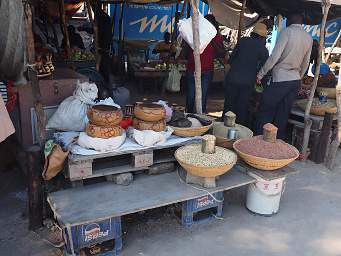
[1,154,341,256]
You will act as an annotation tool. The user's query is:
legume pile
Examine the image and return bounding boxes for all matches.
[176,144,236,167]
[235,136,297,159]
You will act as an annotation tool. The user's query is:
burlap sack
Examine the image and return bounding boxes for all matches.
[42,144,69,181]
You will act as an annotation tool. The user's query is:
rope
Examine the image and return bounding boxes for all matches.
[212,214,225,221]
[177,169,224,203]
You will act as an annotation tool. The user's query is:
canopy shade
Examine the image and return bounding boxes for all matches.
[208,0,341,28]
[99,0,180,3]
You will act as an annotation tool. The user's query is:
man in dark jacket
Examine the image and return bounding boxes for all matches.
[223,23,268,126]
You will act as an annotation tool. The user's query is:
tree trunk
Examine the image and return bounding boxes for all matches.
[118,3,125,76]
[325,28,341,63]
[25,3,46,148]
[187,0,191,18]
[111,4,118,45]
[28,67,46,148]
[27,146,43,230]
[24,2,35,64]
[190,0,202,114]
[24,3,45,230]
[58,0,71,58]
[301,1,331,157]
[237,0,247,41]
[86,0,100,71]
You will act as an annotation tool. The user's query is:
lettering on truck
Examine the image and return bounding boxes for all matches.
[130,15,175,34]
[303,21,339,39]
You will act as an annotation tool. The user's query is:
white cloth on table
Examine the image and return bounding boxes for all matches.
[128,126,173,147]
[77,131,126,152]
[54,131,201,156]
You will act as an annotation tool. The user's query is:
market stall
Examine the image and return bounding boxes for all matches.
[38,79,301,254]
[4,0,341,255]
[132,59,227,96]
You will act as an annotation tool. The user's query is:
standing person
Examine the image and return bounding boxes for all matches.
[223,23,269,126]
[180,14,225,113]
[153,32,175,60]
[255,13,313,139]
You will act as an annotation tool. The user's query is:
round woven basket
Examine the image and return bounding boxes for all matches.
[169,123,212,137]
[175,147,237,178]
[134,103,166,122]
[87,105,123,127]
[316,87,336,99]
[86,123,123,139]
[233,140,299,171]
[296,98,337,116]
[133,118,166,132]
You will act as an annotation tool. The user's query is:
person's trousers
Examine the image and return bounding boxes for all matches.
[254,80,300,139]
[186,71,213,113]
[223,79,254,127]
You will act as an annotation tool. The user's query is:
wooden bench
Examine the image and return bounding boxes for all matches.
[289,107,336,162]
[48,169,255,255]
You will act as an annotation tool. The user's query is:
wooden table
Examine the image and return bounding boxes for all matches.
[48,169,255,227]
[48,169,255,255]
[237,162,299,181]
[134,68,225,93]
[134,69,172,94]
[289,106,336,162]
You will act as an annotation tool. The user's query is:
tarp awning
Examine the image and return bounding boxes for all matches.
[208,0,341,28]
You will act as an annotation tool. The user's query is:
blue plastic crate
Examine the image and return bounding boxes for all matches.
[181,192,224,227]
[64,216,122,256]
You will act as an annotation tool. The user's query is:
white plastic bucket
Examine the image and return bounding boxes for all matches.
[246,172,286,215]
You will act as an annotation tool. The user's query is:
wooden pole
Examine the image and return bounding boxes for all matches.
[187,0,191,18]
[277,15,283,33]
[237,0,247,41]
[27,146,43,230]
[24,1,35,64]
[28,67,46,148]
[24,3,46,148]
[314,112,334,163]
[325,58,341,169]
[58,0,71,58]
[118,3,125,75]
[325,28,341,63]
[190,0,202,114]
[86,0,100,71]
[111,4,118,41]
[24,3,46,230]
[301,0,331,157]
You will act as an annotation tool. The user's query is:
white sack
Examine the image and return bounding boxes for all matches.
[46,81,98,131]
[128,127,173,147]
[77,131,126,152]
[96,97,121,108]
[164,66,181,93]
[178,13,217,54]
